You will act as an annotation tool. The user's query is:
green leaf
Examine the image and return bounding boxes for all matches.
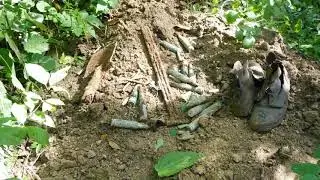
[0,95,12,117]
[26,126,49,145]
[294,19,302,33]
[154,151,203,177]
[25,54,56,71]
[36,1,50,12]
[169,128,177,137]
[25,63,50,85]
[45,98,65,106]
[313,145,320,159]
[11,103,28,124]
[269,0,274,6]
[0,127,27,145]
[301,174,319,180]
[0,48,13,73]
[11,64,25,92]
[291,163,320,176]
[49,66,70,86]
[24,34,49,54]
[225,10,238,24]
[243,36,255,49]
[86,15,103,28]
[155,138,164,151]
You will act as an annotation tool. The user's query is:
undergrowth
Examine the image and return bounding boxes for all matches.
[0,0,118,179]
[189,0,320,60]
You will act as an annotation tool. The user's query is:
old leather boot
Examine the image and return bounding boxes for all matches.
[249,52,290,132]
[230,60,265,117]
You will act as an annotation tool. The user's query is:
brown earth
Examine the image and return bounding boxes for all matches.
[37,0,320,179]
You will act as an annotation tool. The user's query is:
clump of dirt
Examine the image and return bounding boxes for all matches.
[37,0,320,179]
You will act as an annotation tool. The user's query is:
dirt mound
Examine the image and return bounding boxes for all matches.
[38,0,320,179]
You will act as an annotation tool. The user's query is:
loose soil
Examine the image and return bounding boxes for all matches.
[37,0,320,179]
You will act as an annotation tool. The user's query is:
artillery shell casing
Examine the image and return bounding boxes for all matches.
[169,82,203,94]
[128,85,139,105]
[187,101,212,117]
[177,34,194,52]
[159,40,182,54]
[198,101,223,117]
[185,94,211,109]
[111,119,149,129]
[167,67,198,86]
[180,62,188,75]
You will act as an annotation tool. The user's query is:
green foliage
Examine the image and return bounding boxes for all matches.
[0,0,118,147]
[216,0,320,60]
[155,138,164,151]
[154,151,203,177]
[0,126,49,145]
[291,145,320,179]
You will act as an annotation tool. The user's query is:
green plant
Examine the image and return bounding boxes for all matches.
[291,145,320,179]
[212,0,320,60]
[0,0,118,147]
[154,151,203,177]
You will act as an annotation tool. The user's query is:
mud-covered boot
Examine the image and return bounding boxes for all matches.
[230,60,265,117]
[249,52,290,132]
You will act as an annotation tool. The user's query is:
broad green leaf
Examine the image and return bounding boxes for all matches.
[29,111,45,123]
[25,54,56,71]
[59,54,74,65]
[36,1,50,12]
[0,127,27,145]
[24,91,41,111]
[313,145,320,159]
[0,80,6,95]
[246,11,257,19]
[26,126,49,145]
[87,15,103,28]
[155,138,164,151]
[0,96,12,117]
[291,163,320,176]
[235,29,244,40]
[29,12,44,23]
[57,11,72,27]
[42,102,55,112]
[24,34,49,54]
[11,64,25,92]
[301,174,319,180]
[11,103,28,124]
[108,0,119,8]
[45,98,65,106]
[4,33,22,62]
[269,0,274,6]
[0,48,13,73]
[225,10,238,24]
[44,115,55,128]
[25,63,50,85]
[243,36,255,49]
[154,151,203,177]
[49,66,70,86]
[294,19,302,33]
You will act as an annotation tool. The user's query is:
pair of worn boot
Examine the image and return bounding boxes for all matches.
[230,52,290,132]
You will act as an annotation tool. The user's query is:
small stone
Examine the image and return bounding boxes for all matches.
[310,103,319,110]
[87,150,96,159]
[118,164,126,171]
[303,111,319,123]
[60,159,77,168]
[115,158,121,164]
[96,140,102,145]
[278,146,292,159]
[109,141,121,150]
[193,165,206,175]
[232,154,242,163]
